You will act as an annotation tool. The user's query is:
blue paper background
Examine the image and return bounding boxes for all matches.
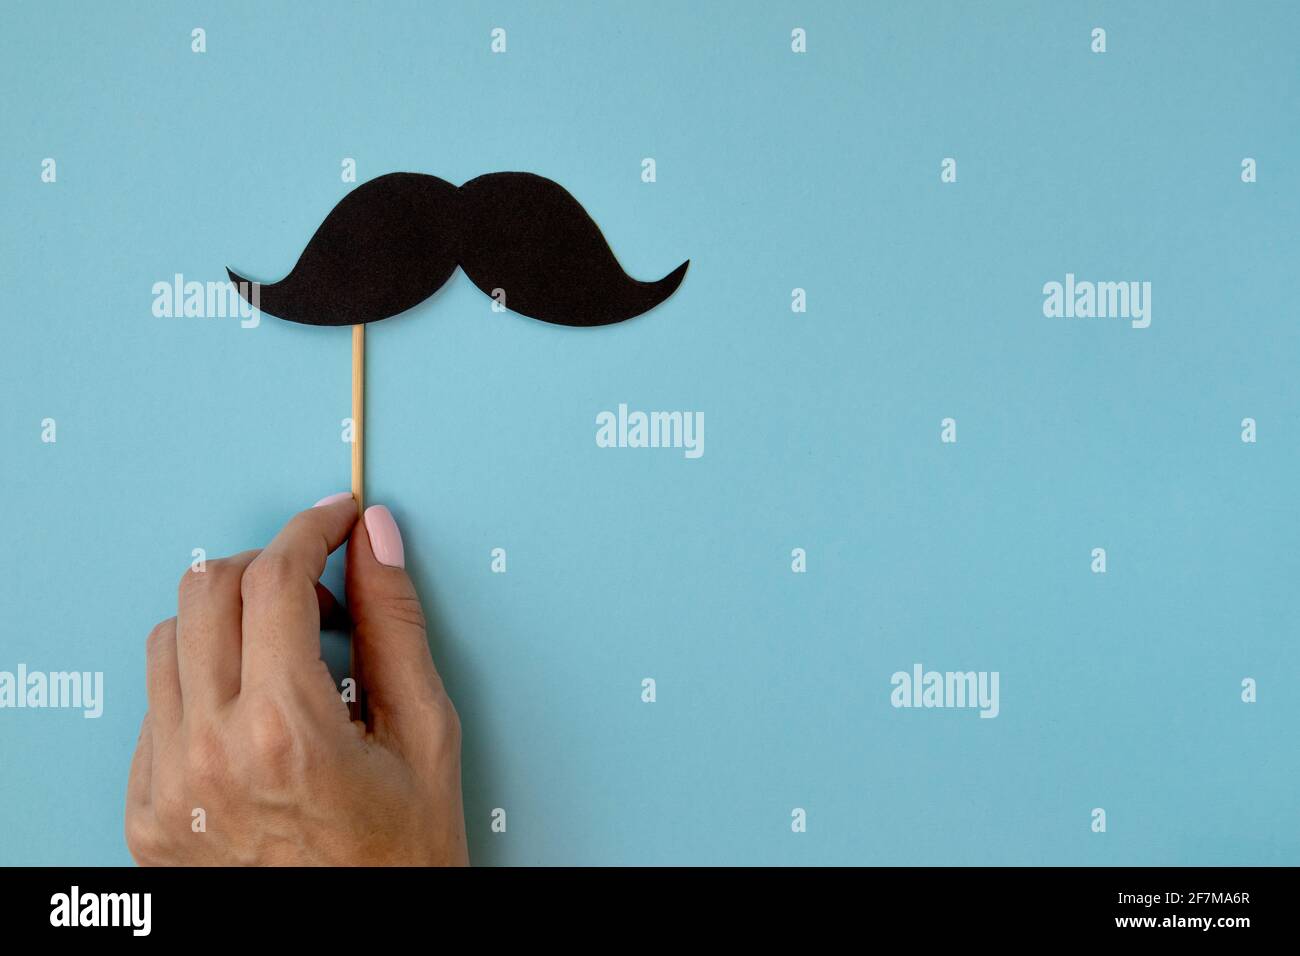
[2,1,1297,865]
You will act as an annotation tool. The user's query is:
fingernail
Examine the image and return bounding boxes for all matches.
[364,505,405,568]
[313,492,353,508]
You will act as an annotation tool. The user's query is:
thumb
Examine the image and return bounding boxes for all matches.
[345,504,446,743]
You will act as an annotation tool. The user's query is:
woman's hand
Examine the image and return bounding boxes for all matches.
[124,495,468,866]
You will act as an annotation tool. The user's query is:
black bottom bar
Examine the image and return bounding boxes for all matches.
[0,866,1280,940]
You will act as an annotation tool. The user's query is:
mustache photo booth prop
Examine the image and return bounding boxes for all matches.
[228,169,690,504]
[229,171,690,327]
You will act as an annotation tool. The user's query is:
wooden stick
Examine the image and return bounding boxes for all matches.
[349,322,364,722]
[351,323,365,513]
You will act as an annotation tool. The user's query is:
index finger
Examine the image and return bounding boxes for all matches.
[239,494,358,689]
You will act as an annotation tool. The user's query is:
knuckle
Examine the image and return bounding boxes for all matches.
[151,772,190,832]
[176,564,208,601]
[240,552,297,600]
[124,809,165,865]
[205,557,245,585]
[426,694,461,745]
[240,696,298,770]
[442,699,462,746]
[183,724,231,790]
[178,557,240,602]
[145,619,174,654]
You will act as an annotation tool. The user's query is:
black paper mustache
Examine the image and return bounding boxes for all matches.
[228,172,689,327]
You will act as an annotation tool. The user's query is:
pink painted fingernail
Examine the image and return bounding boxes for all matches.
[364,505,405,568]
[313,492,353,508]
